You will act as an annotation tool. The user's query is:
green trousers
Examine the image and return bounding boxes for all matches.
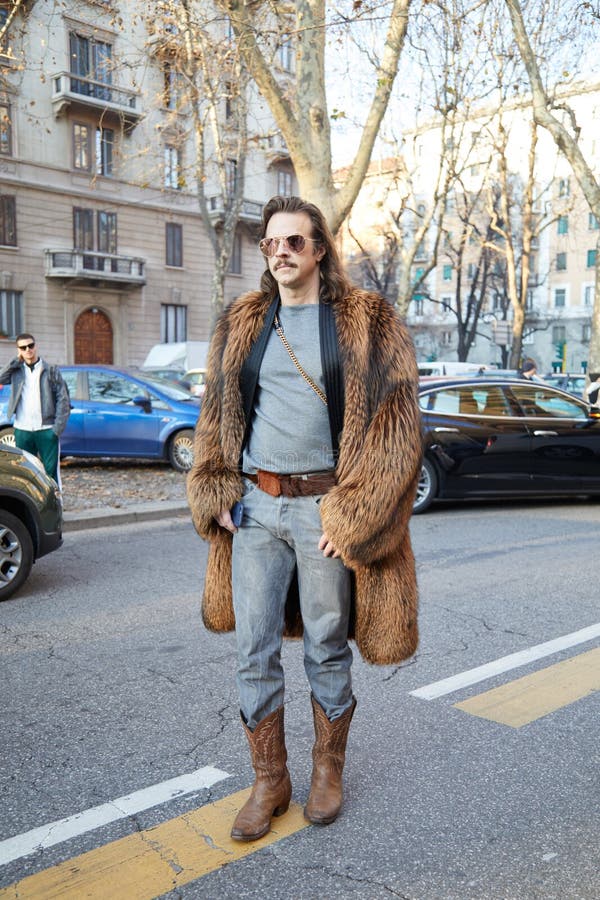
[14,428,60,483]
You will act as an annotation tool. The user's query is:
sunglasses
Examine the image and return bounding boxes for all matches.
[258,234,319,257]
[18,342,35,351]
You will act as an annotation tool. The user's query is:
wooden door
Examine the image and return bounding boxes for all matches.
[74,308,113,364]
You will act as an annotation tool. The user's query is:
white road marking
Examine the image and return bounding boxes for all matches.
[410,623,600,700]
[0,765,230,867]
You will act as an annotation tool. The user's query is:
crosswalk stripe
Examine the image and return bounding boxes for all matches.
[0,789,309,899]
[410,623,600,700]
[0,766,230,867]
[453,646,600,728]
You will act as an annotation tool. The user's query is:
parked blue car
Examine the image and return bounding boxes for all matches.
[0,365,201,472]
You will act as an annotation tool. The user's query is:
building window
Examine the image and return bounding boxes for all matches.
[443,264,452,281]
[97,211,117,254]
[556,252,567,271]
[0,103,12,155]
[441,296,452,312]
[552,325,566,343]
[73,124,113,175]
[278,35,294,72]
[557,215,568,235]
[589,213,599,231]
[467,262,476,279]
[164,145,181,190]
[0,290,22,338]
[73,123,91,170]
[228,231,242,275]
[441,330,452,346]
[277,169,293,197]
[161,304,187,342]
[0,6,10,54]
[73,207,94,251]
[163,62,182,110]
[69,32,113,96]
[96,127,114,176]
[582,323,591,343]
[554,288,566,308]
[413,294,424,316]
[166,223,183,267]
[0,194,16,246]
[587,249,597,268]
[558,177,570,198]
[224,82,236,120]
[226,158,238,195]
[584,285,594,306]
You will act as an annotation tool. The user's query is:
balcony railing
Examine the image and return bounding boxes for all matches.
[265,134,290,163]
[45,250,146,286]
[207,196,264,224]
[52,72,142,129]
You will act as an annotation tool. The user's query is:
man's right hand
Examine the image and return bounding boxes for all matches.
[215,508,238,533]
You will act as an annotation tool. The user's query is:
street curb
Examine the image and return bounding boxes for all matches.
[63,500,190,532]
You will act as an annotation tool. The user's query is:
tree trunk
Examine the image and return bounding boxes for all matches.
[220,0,412,233]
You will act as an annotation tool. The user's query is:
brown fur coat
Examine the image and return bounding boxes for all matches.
[187,288,422,665]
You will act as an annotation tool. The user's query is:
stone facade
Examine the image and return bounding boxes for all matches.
[0,0,295,367]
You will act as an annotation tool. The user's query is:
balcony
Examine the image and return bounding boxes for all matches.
[265,134,291,165]
[207,196,264,225]
[52,72,142,130]
[45,250,146,287]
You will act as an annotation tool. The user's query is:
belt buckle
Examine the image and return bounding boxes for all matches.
[258,470,282,497]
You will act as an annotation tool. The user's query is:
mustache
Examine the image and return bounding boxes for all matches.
[274,261,297,270]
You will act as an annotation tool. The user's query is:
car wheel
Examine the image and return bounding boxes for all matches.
[413,458,438,514]
[168,429,195,473]
[0,510,34,601]
[0,427,15,447]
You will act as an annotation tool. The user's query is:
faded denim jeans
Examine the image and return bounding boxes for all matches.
[232,478,353,730]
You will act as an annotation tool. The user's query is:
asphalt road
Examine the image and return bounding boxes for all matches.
[0,500,598,899]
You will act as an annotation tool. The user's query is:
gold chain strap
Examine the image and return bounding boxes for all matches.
[274,314,328,406]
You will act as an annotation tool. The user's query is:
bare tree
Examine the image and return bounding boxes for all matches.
[504,0,600,372]
[214,0,412,233]
[144,1,252,330]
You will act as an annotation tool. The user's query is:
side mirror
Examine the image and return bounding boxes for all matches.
[133,396,152,413]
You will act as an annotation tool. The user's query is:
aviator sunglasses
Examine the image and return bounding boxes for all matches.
[258,234,319,257]
[18,342,35,351]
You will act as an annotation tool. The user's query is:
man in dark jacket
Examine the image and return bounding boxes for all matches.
[0,334,70,482]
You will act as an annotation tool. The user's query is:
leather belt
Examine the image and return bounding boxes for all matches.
[243,469,336,498]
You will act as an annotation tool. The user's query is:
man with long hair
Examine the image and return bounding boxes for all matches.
[187,196,422,841]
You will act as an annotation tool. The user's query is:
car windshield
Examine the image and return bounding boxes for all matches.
[137,374,194,400]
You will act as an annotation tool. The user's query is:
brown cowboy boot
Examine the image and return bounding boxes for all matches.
[230,706,292,842]
[304,695,357,825]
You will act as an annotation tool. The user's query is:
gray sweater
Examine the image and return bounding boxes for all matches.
[242,303,334,474]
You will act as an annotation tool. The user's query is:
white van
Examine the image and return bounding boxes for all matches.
[418,361,486,377]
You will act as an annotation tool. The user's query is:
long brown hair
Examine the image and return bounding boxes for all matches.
[259,195,352,303]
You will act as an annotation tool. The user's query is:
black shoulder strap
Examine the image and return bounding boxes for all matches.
[319,300,345,463]
[239,295,279,452]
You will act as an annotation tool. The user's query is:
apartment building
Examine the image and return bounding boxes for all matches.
[0,0,296,367]
[338,82,600,374]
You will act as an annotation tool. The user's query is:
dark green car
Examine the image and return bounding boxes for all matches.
[0,445,63,601]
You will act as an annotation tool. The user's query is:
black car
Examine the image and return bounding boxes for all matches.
[0,445,63,600]
[543,373,587,398]
[414,377,600,513]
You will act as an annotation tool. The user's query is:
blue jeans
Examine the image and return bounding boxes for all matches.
[232,478,353,730]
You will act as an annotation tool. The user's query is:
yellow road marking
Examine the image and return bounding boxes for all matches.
[0,788,309,900]
[454,646,600,728]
